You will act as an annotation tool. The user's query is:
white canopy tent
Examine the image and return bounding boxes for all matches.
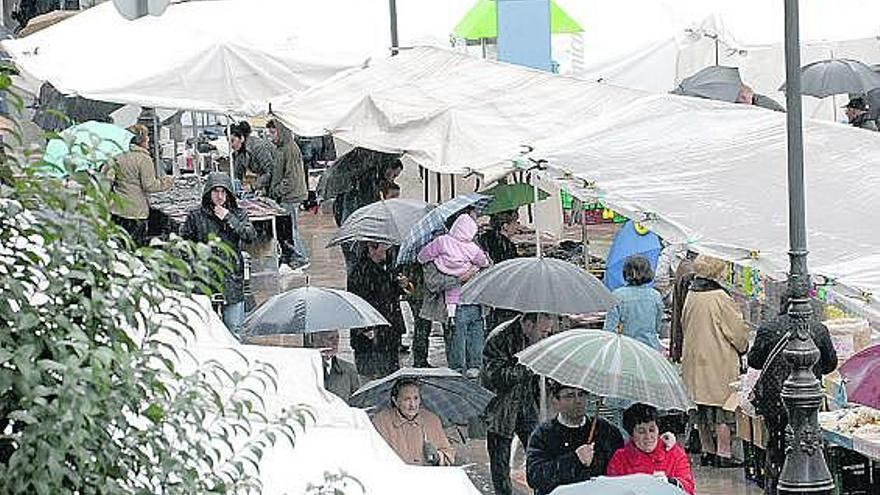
[279,46,880,321]
[0,0,477,115]
[272,46,644,177]
[529,94,880,322]
[560,0,880,120]
[153,295,480,495]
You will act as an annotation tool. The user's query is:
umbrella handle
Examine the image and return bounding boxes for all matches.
[587,396,604,444]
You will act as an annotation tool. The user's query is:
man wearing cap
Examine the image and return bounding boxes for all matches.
[843,97,878,131]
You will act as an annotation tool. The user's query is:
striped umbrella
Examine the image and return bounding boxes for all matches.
[516,329,694,411]
[395,193,492,265]
[350,367,494,425]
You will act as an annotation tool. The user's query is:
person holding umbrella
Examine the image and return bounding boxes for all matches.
[843,97,878,131]
[371,377,455,466]
[309,330,360,403]
[417,208,491,376]
[482,313,555,495]
[526,381,623,495]
[680,255,749,468]
[348,241,407,380]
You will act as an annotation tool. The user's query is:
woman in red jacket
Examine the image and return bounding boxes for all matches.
[607,403,695,494]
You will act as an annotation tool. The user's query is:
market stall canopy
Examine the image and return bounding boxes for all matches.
[563,0,880,119]
[1,0,374,114]
[531,93,880,323]
[273,46,645,176]
[454,0,582,40]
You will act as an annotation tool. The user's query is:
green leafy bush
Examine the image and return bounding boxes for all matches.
[0,77,308,494]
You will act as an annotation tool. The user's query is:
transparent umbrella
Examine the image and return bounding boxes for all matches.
[516,329,694,412]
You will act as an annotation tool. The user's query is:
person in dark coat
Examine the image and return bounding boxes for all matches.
[747,294,837,495]
[843,97,878,131]
[526,382,624,495]
[669,251,697,362]
[309,330,360,403]
[229,121,277,186]
[180,172,256,334]
[482,313,555,495]
[477,209,521,332]
[266,118,309,267]
[347,241,406,380]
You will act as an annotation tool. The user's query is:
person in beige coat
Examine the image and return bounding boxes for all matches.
[680,255,749,467]
[105,124,172,245]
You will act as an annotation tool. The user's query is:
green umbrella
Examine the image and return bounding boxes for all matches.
[516,328,695,412]
[42,121,133,177]
[481,182,549,215]
[454,0,583,40]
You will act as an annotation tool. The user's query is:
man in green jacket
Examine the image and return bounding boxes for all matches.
[266,118,309,268]
[105,124,173,246]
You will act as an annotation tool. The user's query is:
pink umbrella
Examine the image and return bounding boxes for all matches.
[839,345,880,409]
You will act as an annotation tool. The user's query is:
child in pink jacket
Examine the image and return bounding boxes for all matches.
[417,212,490,374]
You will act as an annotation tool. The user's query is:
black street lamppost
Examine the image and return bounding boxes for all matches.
[778,0,834,492]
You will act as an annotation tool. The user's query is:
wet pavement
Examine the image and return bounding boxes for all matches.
[270,167,765,495]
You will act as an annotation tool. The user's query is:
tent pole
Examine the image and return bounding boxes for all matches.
[435,172,442,202]
[533,172,542,258]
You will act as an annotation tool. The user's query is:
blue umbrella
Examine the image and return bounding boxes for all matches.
[395,193,492,265]
[550,474,686,495]
[604,220,661,291]
[42,121,133,177]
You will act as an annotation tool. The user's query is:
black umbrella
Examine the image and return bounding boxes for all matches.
[316,148,401,200]
[780,58,880,98]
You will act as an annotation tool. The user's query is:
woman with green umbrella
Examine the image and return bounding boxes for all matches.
[103,124,173,246]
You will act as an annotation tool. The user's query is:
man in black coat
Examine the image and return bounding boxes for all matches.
[527,382,624,495]
[347,241,406,380]
[748,296,837,495]
[482,313,554,495]
[181,172,256,334]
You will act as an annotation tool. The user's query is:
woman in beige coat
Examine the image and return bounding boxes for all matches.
[105,124,172,245]
[680,255,749,467]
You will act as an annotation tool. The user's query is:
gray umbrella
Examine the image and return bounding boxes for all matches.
[671,66,743,103]
[350,367,494,425]
[780,58,880,98]
[327,198,428,247]
[240,286,389,336]
[460,257,616,314]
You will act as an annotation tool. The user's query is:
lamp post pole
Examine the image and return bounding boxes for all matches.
[778,0,834,491]
[389,0,399,56]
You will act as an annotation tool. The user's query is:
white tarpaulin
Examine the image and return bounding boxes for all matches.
[155,296,479,494]
[565,0,880,120]
[273,46,644,176]
[530,94,880,322]
[1,0,369,115]
[1,0,477,115]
